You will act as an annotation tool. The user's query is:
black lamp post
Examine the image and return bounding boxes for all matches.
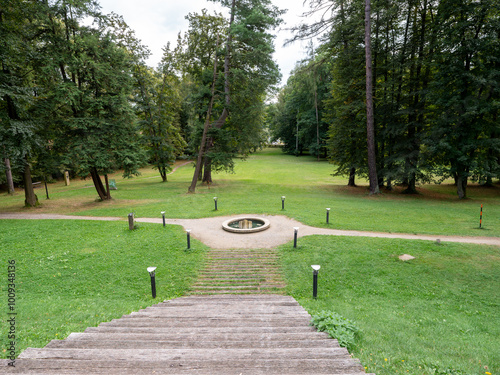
[186,229,191,249]
[214,197,218,211]
[281,196,286,210]
[311,265,320,299]
[326,208,330,224]
[293,227,299,248]
[147,267,157,299]
[161,211,166,227]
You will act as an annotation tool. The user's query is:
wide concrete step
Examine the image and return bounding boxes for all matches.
[189,290,286,295]
[45,338,337,349]
[128,310,311,317]
[99,317,310,327]
[8,358,371,374]
[80,326,318,335]
[19,347,353,361]
[132,308,310,316]
[163,295,295,302]
[189,285,285,290]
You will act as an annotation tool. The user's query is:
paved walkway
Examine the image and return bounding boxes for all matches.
[1,212,498,248]
[5,295,373,374]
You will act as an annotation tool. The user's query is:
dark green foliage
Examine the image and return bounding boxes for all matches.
[283,0,500,196]
[269,50,331,158]
[425,0,500,198]
[134,64,187,182]
[0,0,44,202]
[310,310,358,350]
[1,0,147,202]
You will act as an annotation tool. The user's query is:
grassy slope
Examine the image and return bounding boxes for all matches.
[1,148,499,373]
[279,235,499,375]
[1,148,499,237]
[1,220,207,357]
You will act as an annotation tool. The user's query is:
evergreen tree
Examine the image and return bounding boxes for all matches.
[188,0,283,192]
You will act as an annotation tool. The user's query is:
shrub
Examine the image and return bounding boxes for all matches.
[310,310,358,350]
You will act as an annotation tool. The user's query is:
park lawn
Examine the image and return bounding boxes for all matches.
[1,149,499,372]
[0,148,498,238]
[279,235,500,375]
[0,220,207,358]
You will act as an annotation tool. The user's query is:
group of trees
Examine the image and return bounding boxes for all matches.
[3,0,496,203]
[268,0,499,198]
[1,0,281,204]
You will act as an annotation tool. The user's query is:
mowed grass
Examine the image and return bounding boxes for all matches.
[1,148,499,238]
[0,220,207,358]
[279,236,500,375]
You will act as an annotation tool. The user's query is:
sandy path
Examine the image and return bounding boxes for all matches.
[1,212,498,249]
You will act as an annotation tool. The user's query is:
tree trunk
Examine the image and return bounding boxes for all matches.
[224,0,236,107]
[4,157,15,194]
[313,65,320,161]
[208,0,235,132]
[365,0,380,195]
[402,174,418,194]
[23,160,39,207]
[348,167,356,187]
[202,156,212,184]
[44,177,50,200]
[188,38,220,193]
[456,164,468,199]
[104,174,111,200]
[159,166,167,182]
[456,174,467,199]
[90,167,109,200]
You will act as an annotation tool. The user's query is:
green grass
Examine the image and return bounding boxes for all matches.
[279,235,500,375]
[1,220,207,358]
[1,148,499,238]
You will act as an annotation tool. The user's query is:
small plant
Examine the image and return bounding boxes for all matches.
[310,310,358,350]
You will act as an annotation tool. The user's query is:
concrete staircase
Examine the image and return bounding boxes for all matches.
[189,248,286,294]
[7,295,372,374]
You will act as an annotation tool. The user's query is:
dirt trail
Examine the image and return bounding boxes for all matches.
[1,212,498,248]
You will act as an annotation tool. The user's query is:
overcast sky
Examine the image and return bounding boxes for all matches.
[96,0,319,86]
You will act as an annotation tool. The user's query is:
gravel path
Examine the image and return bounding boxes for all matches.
[1,212,498,248]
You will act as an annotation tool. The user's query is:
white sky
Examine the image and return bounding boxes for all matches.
[96,0,320,86]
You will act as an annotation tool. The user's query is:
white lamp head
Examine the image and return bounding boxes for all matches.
[161,211,165,214]
[282,196,286,200]
[311,265,321,272]
[186,229,191,234]
[326,208,330,211]
[213,197,217,201]
[293,227,299,233]
[147,266,157,276]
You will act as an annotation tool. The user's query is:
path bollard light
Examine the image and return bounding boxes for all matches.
[186,229,191,249]
[161,211,166,227]
[147,267,157,299]
[293,227,299,248]
[281,196,286,210]
[128,213,134,230]
[311,265,320,299]
[326,208,331,224]
[479,204,483,228]
[214,197,218,211]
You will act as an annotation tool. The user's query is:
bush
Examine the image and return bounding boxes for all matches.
[310,310,358,350]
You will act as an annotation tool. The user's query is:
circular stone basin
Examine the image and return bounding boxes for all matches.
[222,217,271,233]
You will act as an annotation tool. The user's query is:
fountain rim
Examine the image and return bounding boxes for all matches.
[221,216,271,233]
